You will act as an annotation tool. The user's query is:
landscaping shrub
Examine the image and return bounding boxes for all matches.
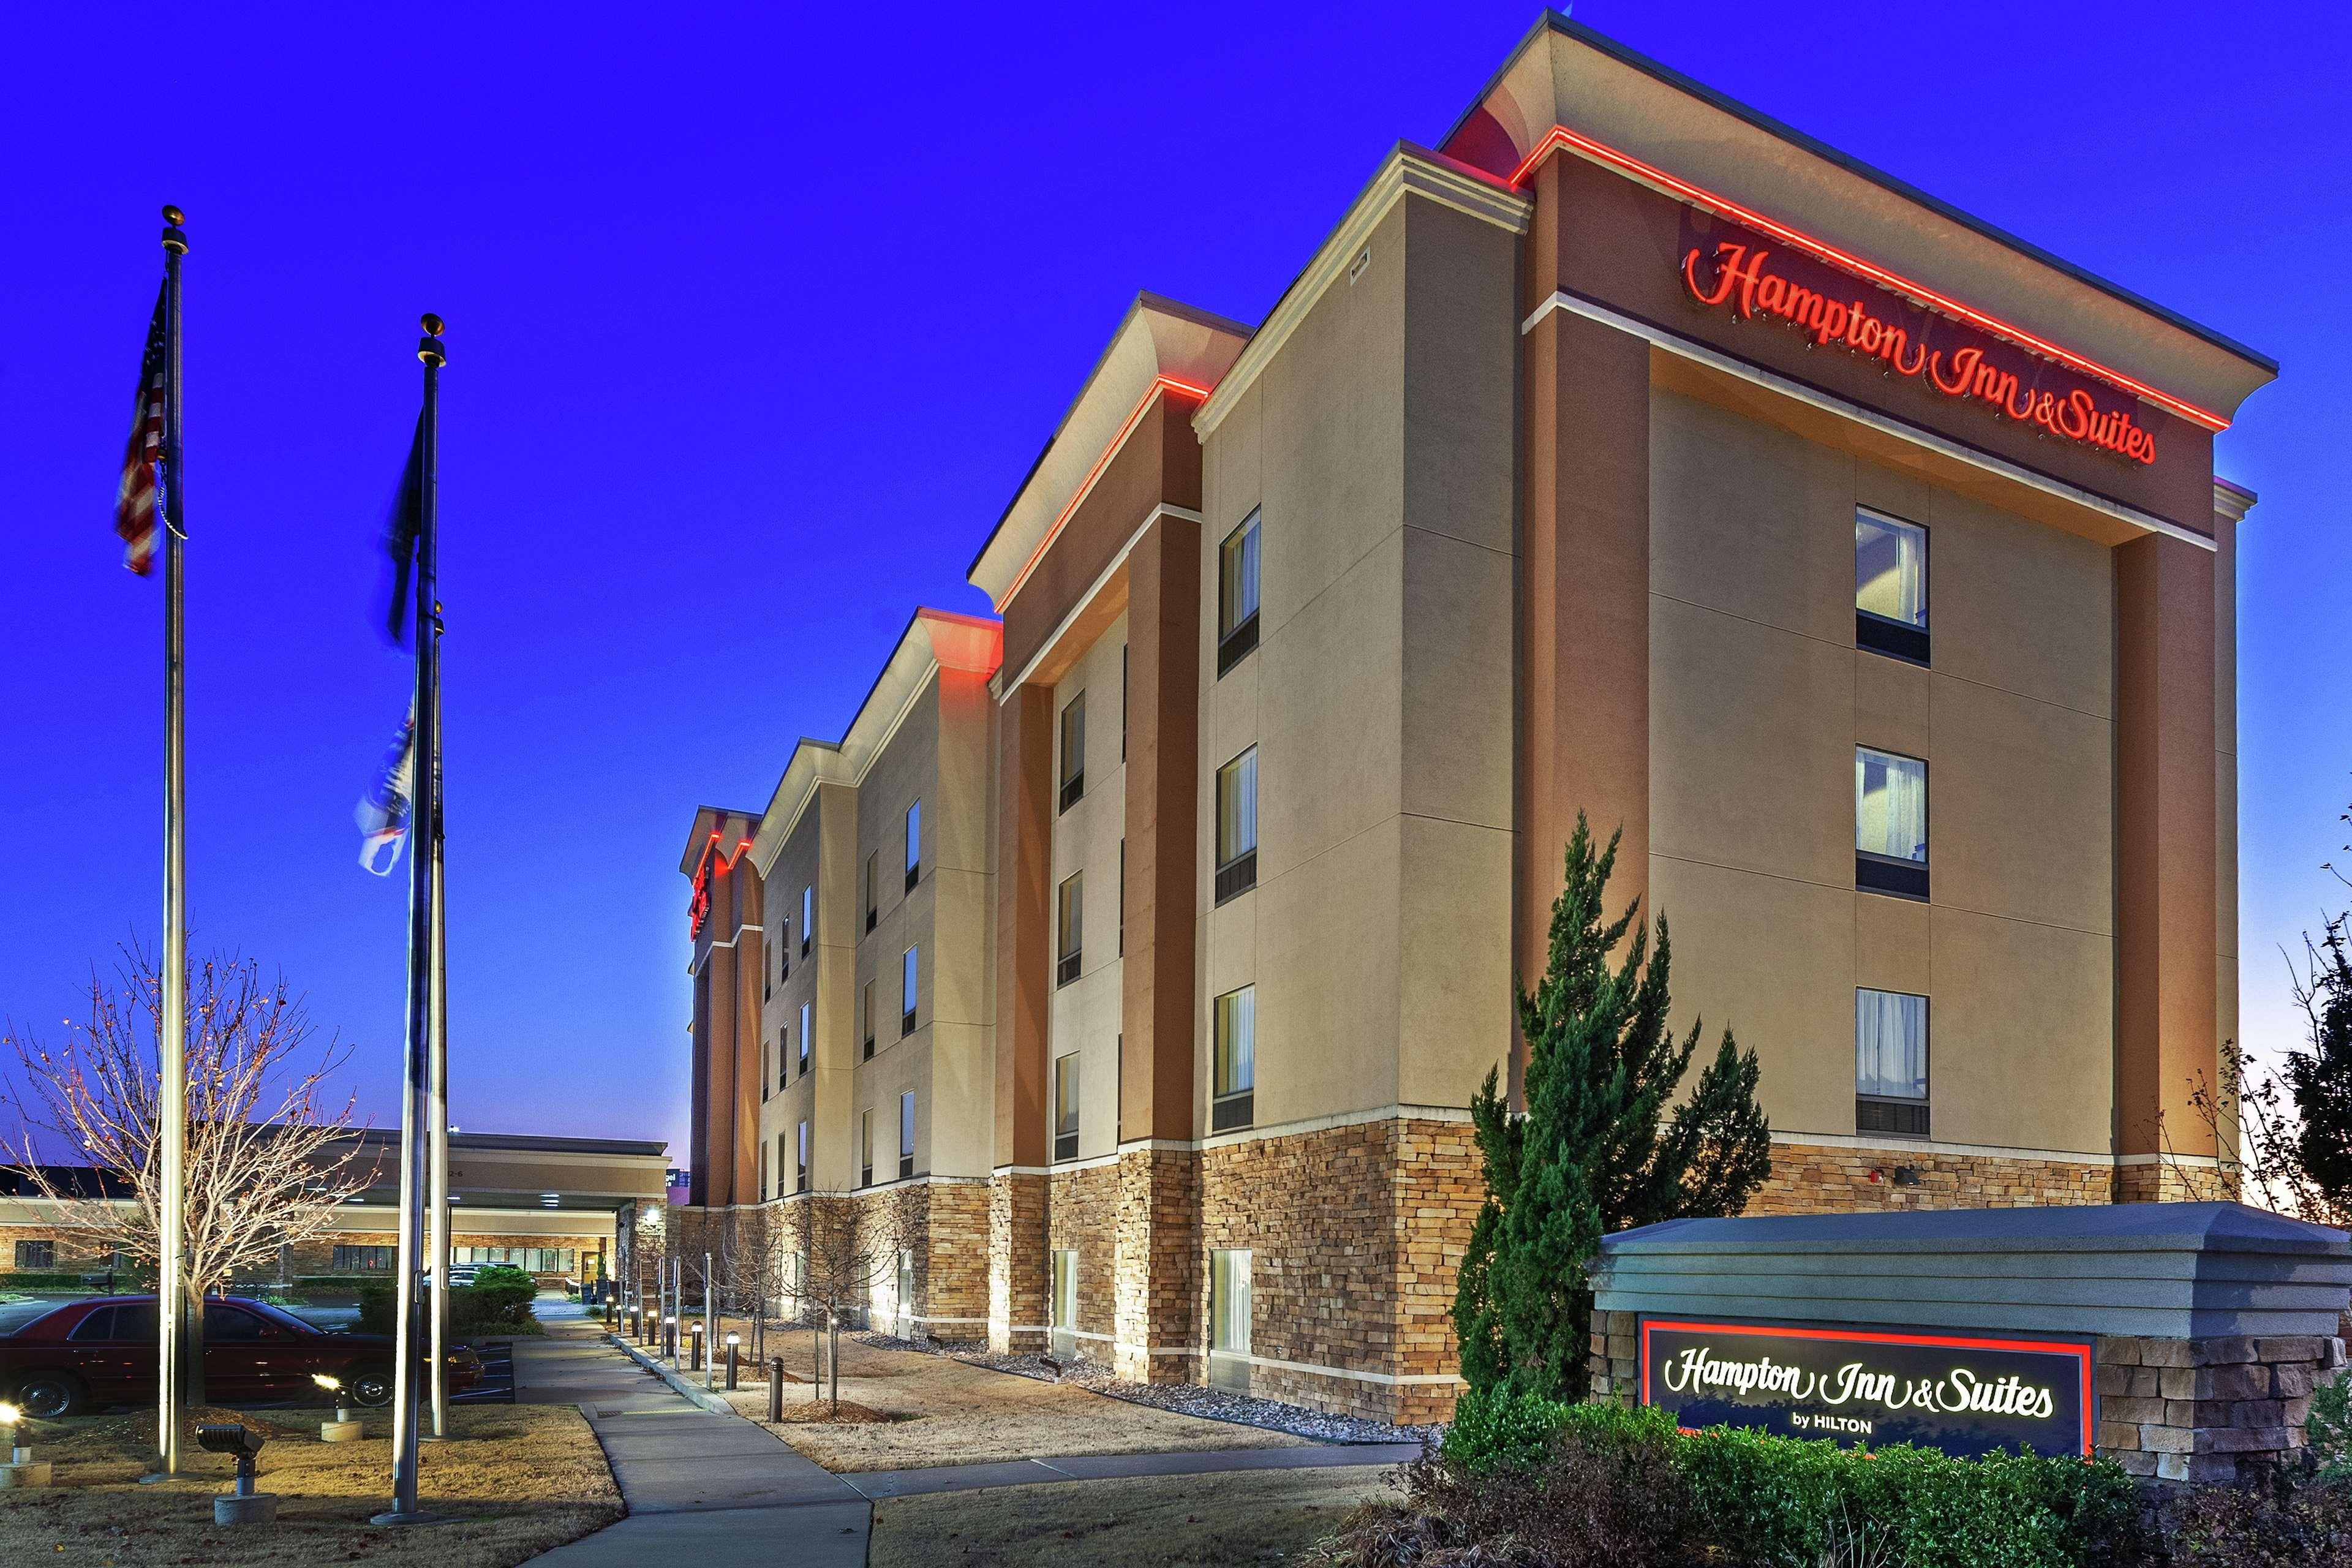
[2310,1370,2352,1486]
[1442,1386,1580,1473]
[0,1271,123,1291]
[356,1277,538,1336]
[1324,1400,1704,1567]
[1321,1400,2148,1568]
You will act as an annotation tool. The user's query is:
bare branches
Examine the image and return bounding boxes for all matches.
[1,946,370,1295]
[801,1190,902,1323]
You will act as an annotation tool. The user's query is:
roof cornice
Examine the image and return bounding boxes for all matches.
[1195,143,1529,439]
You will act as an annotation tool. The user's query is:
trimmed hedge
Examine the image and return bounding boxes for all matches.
[356,1278,538,1336]
[1438,1390,2146,1568]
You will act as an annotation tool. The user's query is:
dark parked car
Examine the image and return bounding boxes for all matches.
[0,1295,482,1417]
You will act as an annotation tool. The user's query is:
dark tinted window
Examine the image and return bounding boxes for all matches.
[111,1303,159,1342]
[69,1306,116,1340]
[203,1305,273,1341]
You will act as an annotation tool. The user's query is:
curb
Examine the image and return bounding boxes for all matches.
[605,1333,739,1415]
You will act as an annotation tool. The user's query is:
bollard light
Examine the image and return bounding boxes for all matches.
[725,1332,741,1391]
[311,1373,354,1420]
[0,1401,23,1463]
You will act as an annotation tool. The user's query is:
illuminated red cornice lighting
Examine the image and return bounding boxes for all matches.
[995,375,1215,611]
[1509,125,2228,433]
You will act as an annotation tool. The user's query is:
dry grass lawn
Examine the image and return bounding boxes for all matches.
[687,1322,1302,1471]
[0,1401,620,1567]
[868,1466,1402,1567]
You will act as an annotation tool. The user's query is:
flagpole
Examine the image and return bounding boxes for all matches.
[377,313,444,1526]
[155,202,190,1480]
[428,655,450,1440]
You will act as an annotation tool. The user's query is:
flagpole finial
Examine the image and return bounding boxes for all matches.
[160,205,188,255]
[418,313,445,368]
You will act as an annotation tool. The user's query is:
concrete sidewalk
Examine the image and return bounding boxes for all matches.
[519,1324,870,1566]
[523,1324,1419,1564]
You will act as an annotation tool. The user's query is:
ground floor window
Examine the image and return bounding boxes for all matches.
[331,1245,396,1272]
[1050,1248,1078,1361]
[15,1239,57,1270]
[1208,1249,1251,1392]
[451,1246,577,1273]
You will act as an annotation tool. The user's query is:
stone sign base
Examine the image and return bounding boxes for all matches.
[1588,1313,2346,1483]
[1586,1203,2352,1484]
[2094,1333,2345,1483]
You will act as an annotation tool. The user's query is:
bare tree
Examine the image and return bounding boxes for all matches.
[723,1205,786,1363]
[1,948,371,1402]
[801,1191,902,1414]
[2166,1041,2352,1227]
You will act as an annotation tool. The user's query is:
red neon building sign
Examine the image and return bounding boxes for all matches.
[686,832,755,938]
[1510,123,2227,434]
[1684,243,2157,465]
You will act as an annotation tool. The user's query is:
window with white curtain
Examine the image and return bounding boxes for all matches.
[1213,986,1254,1131]
[1215,748,1257,903]
[1856,988,1930,1137]
[1053,1052,1080,1162]
[1855,747,1929,902]
[1856,748,1928,861]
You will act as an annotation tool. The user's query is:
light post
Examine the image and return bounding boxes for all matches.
[725,1332,740,1391]
[313,1375,362,1444]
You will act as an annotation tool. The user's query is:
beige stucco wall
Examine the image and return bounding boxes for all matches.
[848,667,998,1184]
[760,782,859,1193]
[1195,193,1520,1136]
[1646,389,2116,1156]
[1047,614,1129,1162]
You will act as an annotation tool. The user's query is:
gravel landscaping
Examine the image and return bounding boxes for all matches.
[706,1324,1305,1471]
[862,1334,1444,1448]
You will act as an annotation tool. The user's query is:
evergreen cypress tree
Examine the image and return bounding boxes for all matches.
[1452,815,1773,1400]
[2286,919,2352,1210]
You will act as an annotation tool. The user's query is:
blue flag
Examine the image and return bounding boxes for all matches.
[356,706,417,875]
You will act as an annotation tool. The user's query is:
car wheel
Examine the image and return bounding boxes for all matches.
[347,1366,394,1408]
[15,1372,83,1419]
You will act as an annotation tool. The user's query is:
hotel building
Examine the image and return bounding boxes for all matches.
[679,13,2272,1420]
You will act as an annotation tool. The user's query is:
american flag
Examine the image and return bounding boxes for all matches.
[114,282,168,575]
[356,705,418,875]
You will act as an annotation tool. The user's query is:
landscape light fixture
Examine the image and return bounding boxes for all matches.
[196,1424,276,1525]
[725,1332,742,1390]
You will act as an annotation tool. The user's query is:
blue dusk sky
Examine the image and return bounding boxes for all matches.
[2,3,2342,1163]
